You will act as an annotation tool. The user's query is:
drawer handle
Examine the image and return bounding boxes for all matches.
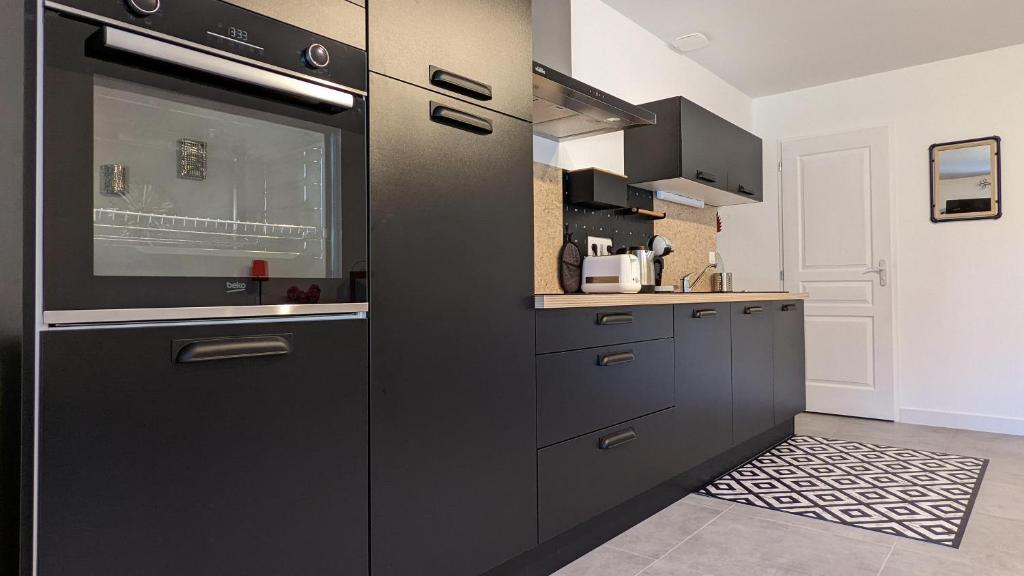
[781,304,798,312]
[737,185,756,196]
[174,335,291,363]
[429,102,493,134]
[429,65,493,101]
[598,351,635,367]
[744,306,764,315]
[693,309,718,319]
[596,312,633,326]
[598,427,638,450]
[695,170,719,184]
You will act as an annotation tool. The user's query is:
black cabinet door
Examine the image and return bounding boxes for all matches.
[731,303,775,445]
[369,73,536,576]
[774,301,806,424]
[680,98,729,191]
[727,123,764,202]
[675,303,733,469]
[38,319,368,576]
[368,0,532,121]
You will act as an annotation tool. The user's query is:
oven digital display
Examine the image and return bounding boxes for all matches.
[207,23,264,56]
[227,26,249,42]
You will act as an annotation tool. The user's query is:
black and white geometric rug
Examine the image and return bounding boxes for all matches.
[698,435,988,547]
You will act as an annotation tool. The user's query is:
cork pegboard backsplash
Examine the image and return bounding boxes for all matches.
[533,162,718,294]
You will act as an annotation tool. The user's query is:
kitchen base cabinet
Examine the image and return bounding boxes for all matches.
[37,319,368,576]
[731,303,775,445]
[675,303,733,469]
[369,72,536,576]
[774,301,807,423]
[538,408,678,542]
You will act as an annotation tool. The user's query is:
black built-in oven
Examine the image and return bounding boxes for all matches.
[43,0,367,321]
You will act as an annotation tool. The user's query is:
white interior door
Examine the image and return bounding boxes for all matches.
[781,127,894,420]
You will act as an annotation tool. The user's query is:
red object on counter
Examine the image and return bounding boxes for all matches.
[251,259,269,280]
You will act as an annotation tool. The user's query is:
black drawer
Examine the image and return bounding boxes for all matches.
[537,339,674,447]
[538,408,678,541]
[536,306,673,354]
[368,0,532,121]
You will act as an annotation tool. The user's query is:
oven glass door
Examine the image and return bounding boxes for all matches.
[44,11,366,311]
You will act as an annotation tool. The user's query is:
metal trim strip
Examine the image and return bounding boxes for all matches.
[43,303,370,326]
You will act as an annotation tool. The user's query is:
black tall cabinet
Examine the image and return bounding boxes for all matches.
[367,3,536,575]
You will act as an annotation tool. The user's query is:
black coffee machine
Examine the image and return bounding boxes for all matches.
[649,235,673,286]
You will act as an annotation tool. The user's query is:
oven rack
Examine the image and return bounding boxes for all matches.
[93,208,323,258]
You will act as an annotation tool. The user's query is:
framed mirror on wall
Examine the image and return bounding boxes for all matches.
[930,136,1001,222]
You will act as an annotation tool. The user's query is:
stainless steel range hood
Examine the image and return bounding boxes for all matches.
[531,0,655,141]
[532,62,656,141]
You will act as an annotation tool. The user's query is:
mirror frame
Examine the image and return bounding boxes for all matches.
[929,136,1002,223]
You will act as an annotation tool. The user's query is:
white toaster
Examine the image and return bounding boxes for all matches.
[581,255,642,294]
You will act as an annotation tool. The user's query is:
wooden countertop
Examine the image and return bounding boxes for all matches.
[534,292,809,310]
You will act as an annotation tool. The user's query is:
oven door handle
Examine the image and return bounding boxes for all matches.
[102,27,355,110]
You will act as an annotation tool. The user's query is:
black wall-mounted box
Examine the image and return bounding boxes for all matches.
[565,168,628,209]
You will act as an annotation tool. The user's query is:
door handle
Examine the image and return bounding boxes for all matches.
[429,102,493,134]
[102,27,354,109]
[695,170,719,184]
[743,306,764,315]
[598,427,637,450]
[737,185,755,196]
[596,312,633,325]
[693,309,719,319]
[862,259,888,287]
[781,304,798,312]
[597,351,635,367]
[174,335,292,363]
[429,66,492,101]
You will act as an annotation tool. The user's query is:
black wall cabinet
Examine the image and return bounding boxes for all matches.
[624,96,763,206]
[368,0,533,121]
[675,303,733,469]
[369,73,536,576]
[38,320,369,576]
[774,301,807,424]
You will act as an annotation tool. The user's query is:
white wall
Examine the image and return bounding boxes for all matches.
[731,43,1024,434]
[533,0,752,173]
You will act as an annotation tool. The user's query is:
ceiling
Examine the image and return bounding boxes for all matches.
[601,0,1024,97]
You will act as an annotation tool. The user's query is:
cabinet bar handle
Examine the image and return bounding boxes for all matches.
[597,312,633,325]
[429,66,493,101]
[744,306,764,315]
[737,185,755,196]
[598,427,638,450]
[693,309,718,319]
[695,170,719,184]
[174,335,291,363]
[598,351,635,367]
[781,304,798,312]
[429,102,493,134]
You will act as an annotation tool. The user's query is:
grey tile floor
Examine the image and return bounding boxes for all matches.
[552,413,1024,575]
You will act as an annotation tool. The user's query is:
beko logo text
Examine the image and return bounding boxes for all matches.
[226,281,247,293]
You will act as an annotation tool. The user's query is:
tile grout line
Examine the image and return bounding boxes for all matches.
[629,503,736,576]
[601,542,660,562]
[875,543,896,576]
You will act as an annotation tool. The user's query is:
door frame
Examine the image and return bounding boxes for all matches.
[776,123,901,422]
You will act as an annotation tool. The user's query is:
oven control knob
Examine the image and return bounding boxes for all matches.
[305,43,331,69]
[126,0,160,15]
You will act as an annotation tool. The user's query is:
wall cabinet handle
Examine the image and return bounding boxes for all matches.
[174,335,291,363]
[429,66,492,101]
[743,306,764,315]
[737,185,755,196]
[695,170,719,184]
[598,427,638,450]
[598,351,635,367]
[781,304,798,312]
[429,102,493,134]
[693,309,718,319]
[596,312,633,325]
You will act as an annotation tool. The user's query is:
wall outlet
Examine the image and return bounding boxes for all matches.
[588,236,613,257]
[709,251,717,265]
